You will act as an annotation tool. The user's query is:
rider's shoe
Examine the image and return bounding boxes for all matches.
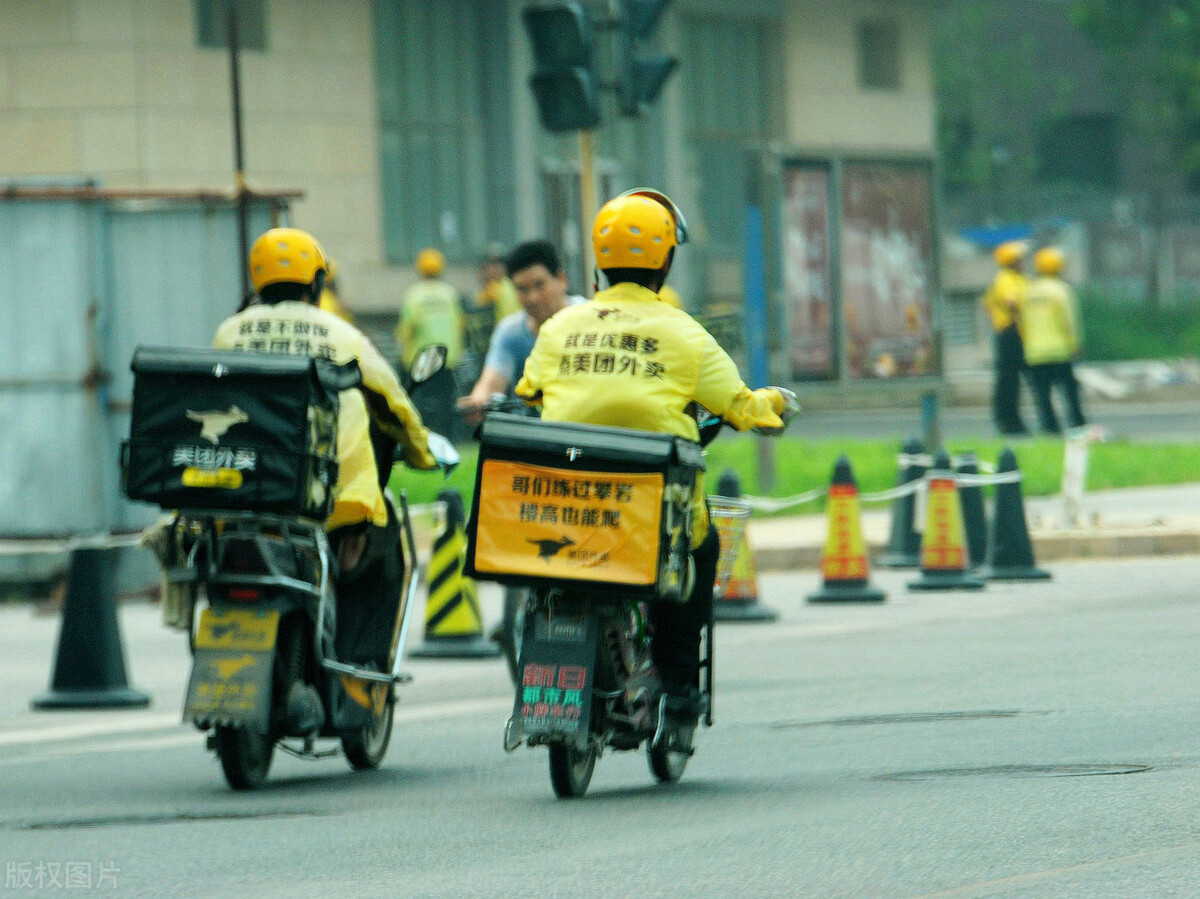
[661,685,707,725]
[284,682,326,736]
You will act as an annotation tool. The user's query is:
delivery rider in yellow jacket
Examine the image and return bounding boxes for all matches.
[516,189,798,716]
[981,240,1031,435]
[1023,247,1086,433]
[214,228,436,666]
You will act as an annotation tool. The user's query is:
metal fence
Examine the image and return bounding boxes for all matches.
[0,188,290,584]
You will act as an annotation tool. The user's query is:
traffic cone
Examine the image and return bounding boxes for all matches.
[32,547,152,710]
[982,447,1051,581]
[808,456,886,604]
[908,449,986,591]
[877,437,925,568]
[956,451,989,571]
[712,469,777,622]
[410,488,501,659]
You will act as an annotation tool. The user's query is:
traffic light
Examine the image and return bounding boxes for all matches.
[616,0,678,117]
[523,2,602,132]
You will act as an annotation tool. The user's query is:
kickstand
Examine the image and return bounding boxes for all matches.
[702,605,714,727]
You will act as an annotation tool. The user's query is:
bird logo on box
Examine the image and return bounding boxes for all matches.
[187,406,249,444]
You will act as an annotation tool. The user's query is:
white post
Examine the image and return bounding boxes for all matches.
[1061,430,1090,528]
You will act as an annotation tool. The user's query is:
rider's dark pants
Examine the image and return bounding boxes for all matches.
[649,522,719,691]
[330,502,403,669]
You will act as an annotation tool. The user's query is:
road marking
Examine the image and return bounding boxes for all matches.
[0,713,182,746]
[0,696,512,755]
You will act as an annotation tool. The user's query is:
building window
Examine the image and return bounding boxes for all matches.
[857,20,900,90]
[196,0,267,51]
[375,0,514,265]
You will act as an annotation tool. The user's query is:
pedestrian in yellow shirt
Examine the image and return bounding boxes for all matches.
[1024,247,1086,434]
[396,247,464,440]
[981,240,1031,435]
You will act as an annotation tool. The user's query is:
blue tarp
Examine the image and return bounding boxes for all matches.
[958,224,1035,250]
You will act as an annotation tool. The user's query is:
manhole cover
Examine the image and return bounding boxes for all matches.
[772,710,1044,729]
[875,763,1152,782]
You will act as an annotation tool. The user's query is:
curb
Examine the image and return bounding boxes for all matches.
[754,530,1200,572]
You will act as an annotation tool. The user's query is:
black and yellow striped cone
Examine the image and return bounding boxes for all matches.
[808,456,886,603]
[908,449,986,591]
[410,489,500,659]
[712,469,778,622]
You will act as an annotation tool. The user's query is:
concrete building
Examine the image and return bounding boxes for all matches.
[1,0,938,384]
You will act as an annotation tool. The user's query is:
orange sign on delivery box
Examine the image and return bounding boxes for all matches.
[473,459,664,586]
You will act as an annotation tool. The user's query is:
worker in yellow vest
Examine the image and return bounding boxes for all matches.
[980,240,1031,436]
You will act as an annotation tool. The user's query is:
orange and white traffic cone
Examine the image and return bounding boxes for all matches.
[712,470,777,622]
[808,456,886,603]
[908,449,985,591]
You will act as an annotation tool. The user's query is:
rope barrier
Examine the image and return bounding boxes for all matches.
[740,468,1024,512]
[896,452,997,474]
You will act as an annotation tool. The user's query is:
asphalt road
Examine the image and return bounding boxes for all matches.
[6,560,1200,897]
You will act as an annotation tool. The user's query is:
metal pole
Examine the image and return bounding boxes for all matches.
[227,0,251,306]
[579,129,598,296]
[745,149,775,491]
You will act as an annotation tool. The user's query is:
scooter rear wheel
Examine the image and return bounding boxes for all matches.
[342,693,394,770]
[214,726,274,790]
[647,727,692,783]
[548,742,597,798]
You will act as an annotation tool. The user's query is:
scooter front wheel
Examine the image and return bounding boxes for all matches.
[647,728,692,783]
[342,694,395,770]
[214,726,274,790]
[548,742,597,798]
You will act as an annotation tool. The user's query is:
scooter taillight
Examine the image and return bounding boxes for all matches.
[226,588,262,602]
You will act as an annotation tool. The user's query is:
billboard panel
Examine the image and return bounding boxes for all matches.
[782,164,835,380]
[840,163,935,379]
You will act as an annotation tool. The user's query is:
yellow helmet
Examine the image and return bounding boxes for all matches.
[993,240,1028,268]
[249,228,327,292]
[416,247,445,277]
[1033,246,1065,275]
[593,188,689,270]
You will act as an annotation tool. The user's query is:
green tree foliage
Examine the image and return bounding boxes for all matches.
[1070,1,1200,177]
[934,4,1039,208]
[1070,0,1200,306]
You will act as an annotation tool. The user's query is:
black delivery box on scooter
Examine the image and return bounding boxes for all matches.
[123,346,350,521]
[465,413,705,601]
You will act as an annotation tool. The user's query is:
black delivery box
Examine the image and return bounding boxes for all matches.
[123,346,348,520]
[465,413,704,600]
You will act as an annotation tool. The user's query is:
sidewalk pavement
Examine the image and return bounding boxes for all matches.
[747,483,1200,570]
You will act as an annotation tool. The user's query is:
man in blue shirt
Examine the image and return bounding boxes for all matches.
[457,240,585,417]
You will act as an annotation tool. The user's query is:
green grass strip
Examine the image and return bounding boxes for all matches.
[391,436,1200,516]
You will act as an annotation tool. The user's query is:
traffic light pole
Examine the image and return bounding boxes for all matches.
[579,129,598,295]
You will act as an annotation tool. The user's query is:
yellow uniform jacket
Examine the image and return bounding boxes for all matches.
[214,301,435,530]
[981,267,1028,332]
[396,279,464,368]
[1022,276,1080,365]
[515,282,784,538]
